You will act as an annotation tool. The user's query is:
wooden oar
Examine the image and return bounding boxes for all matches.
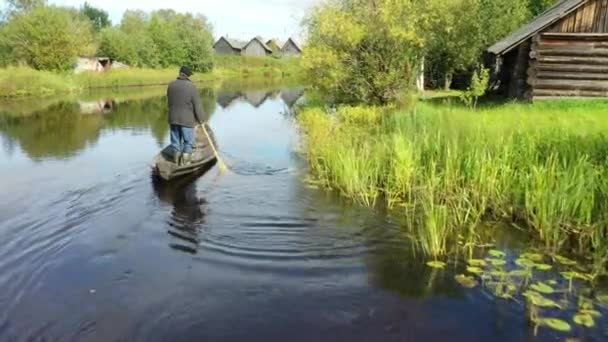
[200,123,228,173]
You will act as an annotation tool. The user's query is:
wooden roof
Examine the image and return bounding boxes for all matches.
[266,39,284,49]
[245,37,273,53]
[487,0,588,56]
[282,37,302,52]
[214,37,248,50]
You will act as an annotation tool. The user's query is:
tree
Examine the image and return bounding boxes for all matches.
[99,27,139,65]
[82,1,110,32]
[5,0,46,14]
[3,6,96,70]
[528,0,560,16]
[302,0,425,105]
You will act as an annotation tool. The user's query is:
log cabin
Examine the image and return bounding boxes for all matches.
[487,0,608,100]
[213,37,248,55]
[242,37,273,57]
[281,38,302,56]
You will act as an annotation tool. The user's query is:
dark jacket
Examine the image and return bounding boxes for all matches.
[167,76,206,127]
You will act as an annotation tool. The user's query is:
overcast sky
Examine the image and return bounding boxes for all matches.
[47,0,318,41]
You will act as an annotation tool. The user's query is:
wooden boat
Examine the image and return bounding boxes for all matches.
[151,124,218,181]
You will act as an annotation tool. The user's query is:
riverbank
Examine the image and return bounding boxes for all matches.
[0,56,302,98]
[297,97,608,265]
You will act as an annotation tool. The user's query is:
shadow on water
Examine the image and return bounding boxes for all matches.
[151,165,215,255]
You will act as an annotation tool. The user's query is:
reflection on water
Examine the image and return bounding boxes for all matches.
[78,99,116,115]
[0,86,304,161]
[152,168,214,255]
[1,83,605,342]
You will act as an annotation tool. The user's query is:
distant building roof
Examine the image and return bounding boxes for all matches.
[283,37,302,52]
[487,0,587,56]
[214,36,248,51]
[245,37,273,53]
[266,38,284,49]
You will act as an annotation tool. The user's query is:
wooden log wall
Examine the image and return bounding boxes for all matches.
[527,32,608,99]
[549,0,608,33]
[508,40,532,99]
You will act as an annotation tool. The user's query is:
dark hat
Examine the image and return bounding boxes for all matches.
[179,66,193,77]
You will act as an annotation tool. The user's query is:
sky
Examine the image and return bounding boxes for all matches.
[46,0,317,42]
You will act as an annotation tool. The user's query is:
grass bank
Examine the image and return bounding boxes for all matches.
[0,55,302,97]
[298,99,608,264]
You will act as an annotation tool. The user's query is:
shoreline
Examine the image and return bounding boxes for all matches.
[0,56,302,99]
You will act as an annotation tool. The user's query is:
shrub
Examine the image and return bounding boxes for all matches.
[3,6,96,71]
[302,0,424,105]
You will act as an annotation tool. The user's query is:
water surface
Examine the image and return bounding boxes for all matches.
[0,84,606,341]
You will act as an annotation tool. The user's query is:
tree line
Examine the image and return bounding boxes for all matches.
[0,0,214,72]
[303,0,560,105]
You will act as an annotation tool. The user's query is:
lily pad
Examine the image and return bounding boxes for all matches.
[488,259,507,267]
[467,259,487,267]
[467,266,483,275]
[561,271,593,282]
[427,261,446,269]
[554,255,577,266]
[516,258,536,268]
[490,270,506,277]
[455,274,478,288]
[488,249,506,258]
[580,309,602,318]
[534,264,552,271]
[530,282,555,294]
[596,294,608,304]
[521,252,544,262]
[538,318,571,332]
[509,269,530,278]
[573,313,595,328]
[524,291,561,309]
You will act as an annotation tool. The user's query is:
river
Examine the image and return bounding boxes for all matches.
[0,83,606,341]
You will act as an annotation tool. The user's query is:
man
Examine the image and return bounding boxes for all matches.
[166,66,205,165]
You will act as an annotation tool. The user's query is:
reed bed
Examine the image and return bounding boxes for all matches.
[298,100,608,261]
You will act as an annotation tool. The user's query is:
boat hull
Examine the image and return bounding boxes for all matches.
[151,125,218,181]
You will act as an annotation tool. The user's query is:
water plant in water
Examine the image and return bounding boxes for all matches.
[426,261,446,269]
[447,248,606,335]
[454,274,478,288]
[298,102,608,266]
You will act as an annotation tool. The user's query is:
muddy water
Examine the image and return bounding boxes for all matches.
[0,85,606,341]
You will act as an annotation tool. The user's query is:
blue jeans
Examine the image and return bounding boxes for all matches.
[170,125,194,154]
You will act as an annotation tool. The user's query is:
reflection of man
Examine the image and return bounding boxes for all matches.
[152,174,206,254]
[167,66,204,165]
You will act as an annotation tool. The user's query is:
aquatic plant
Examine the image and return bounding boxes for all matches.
[297,100,608,264]
[449,249,605,335]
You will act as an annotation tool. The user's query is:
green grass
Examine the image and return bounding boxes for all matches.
[298,99,608,262]
[0,55,302,97]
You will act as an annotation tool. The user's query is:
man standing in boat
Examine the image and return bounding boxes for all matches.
[166,66,205,165]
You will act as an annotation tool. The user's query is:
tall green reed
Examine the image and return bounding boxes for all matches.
[297,99,608,261]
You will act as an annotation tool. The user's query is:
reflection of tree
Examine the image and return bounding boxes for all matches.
[152,171,210,254]
[0,102,104,160]
[200,87,217,120]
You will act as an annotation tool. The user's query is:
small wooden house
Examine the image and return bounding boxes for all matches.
[213,37,248,55]
[75,57,126,73]
[281,38,302,56]
[487,0,608,100]
[242,37,273,57]
[266,39,284,54]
